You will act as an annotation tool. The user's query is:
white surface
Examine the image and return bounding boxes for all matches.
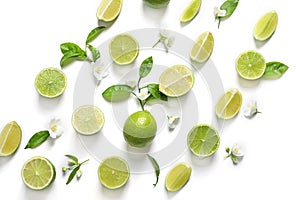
[0,0,299,199]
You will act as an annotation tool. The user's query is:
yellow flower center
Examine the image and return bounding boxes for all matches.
[51,124,58,132]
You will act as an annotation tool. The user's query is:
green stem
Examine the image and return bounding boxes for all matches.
[80,159,89,165]
[152,39,161,48]
[131,92,145,111]
[218,17,221,29]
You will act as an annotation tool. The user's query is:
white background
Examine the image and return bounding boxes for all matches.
[0,0,299,199]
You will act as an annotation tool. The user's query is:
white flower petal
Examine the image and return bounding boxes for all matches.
[167,36,175,48]
[49,117,63,139]
[214,6,226,17]
[243,100,259,118]
[231,143,244,158]
[137,88,151,101]
[167,115,180,129]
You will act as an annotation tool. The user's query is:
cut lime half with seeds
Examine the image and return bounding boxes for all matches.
[253,10,278,41]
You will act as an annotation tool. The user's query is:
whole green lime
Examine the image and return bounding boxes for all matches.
[123,111,157,148]
[143,0,170,9]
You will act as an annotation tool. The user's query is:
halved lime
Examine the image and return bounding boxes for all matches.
[0,121,22,156]
[215,88,242,119]
[21,156,56,190]
[109,34,139,65]
[253,10,278,41]
[190,31,214,63]
[165,162,192,192]
[159,65,194,97]
[98,156,130,189]
[96,0,123,22]
[180,0,202,23]
[35,67,67,98]
[236,50,266,80]
[187,124,220,157]
[72,105,105,135]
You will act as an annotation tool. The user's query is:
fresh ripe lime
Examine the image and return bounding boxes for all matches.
[187,124,220,157]
[165,162,192,192]
[123,111,157,148]
[215,88,243,119]
[180,0,202,23]
[34,67,67,98]
[21,156,56,190]
[235,50,266,80]
[98,156,130,189]
[159,65,194,97]
[0,121,22,156]
[96,0,123,22]
[143,0,170,9]
[190,31,214,63]
[253,10,278,41]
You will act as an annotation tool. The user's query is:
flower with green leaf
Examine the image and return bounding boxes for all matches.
[214,0,239,28]
[243,100,261,118]
[225,143,244,164]
[152,29,175,53]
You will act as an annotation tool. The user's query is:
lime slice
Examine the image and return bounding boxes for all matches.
[159,65,194,97]
[236,50,266,80]
[215,88,243,119]
[187,124,220,157]
[98,156,130,189]
[253,10,278,41]
[35,67,67,98]
[165,162,192,192]
[0,121,22,156]
[143,0,170,9]
[21,156,56,190]
[96,0,123,22]
[109,34,139,65]
[72,105,105,135]
[190,31,214,63]
[180,0,202,22]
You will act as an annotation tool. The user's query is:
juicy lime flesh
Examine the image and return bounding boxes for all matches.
[21,156,56,190]
[165,162,192,192]
[190,31,214,63]
[123,111,157,148]
[72,105,105,135]
[109,34,139,65]
[215,88,242,119]
[0,121,22,156]
[254,11,278,41]
[98,156,130,189]
[187,125,220,157]
[180,0,202,22]
[159,65,194,97]
[143,0,170,8]
[35,68,67,98]
[97,0,122,22]
[236,50,266,80]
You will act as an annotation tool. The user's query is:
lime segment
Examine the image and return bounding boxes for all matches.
[21,156,56,190]
[180,0,202,22]
[0,121,22,156]
[190,31,214,63]
[98,156,130,189]
[187,124,220,157]
[72,105,105,135]
[165,162,192,192]
[96,0,123,22]
[253,10,278,41]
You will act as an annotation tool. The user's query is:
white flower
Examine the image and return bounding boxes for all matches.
[231,143,244,158]
[153,29,175,53]
[167,115,180,130]
[166,36,175,48]
[49,117,63,139]
[243,100,261,118]
[136,88,151,101]
[214,6,226,18]
[76,170,83,179]
[92,60,109,85]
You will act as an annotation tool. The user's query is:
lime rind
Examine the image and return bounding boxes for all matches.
[253,10,278,41]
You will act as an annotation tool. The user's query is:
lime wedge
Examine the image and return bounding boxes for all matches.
[165,162,192,192]
[35,67,67,98]
[253,10,278,41]
[187,124,220,157]
[180,0,202,22]
[98,156,130,189]
[109,34,139,65]
[159,65,194,97]
[190,31,214,63]
[72,105,105,135]
[236,50,266,80]
[21,156,56,190]
[215,88,243,119]
[0,121,22,156]
[96,0,123,22]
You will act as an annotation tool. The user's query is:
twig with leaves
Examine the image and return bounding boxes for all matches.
[62,155,89,185]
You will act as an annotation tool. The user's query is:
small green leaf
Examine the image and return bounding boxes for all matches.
[147,84,168,101]
[102,85,133,102]
[148,154,160,187]
[231,155,239,164]
[87,44,100,62]
[60,52,87,68]
[86,26,106,44]
[139,56,153,78]
[65,154,79,164]
[264,62,288,78]
[60,42,85,55]
[66,165,80,185]
[24,130,50,149]
[225,147,231,154]
[220,0,239,18]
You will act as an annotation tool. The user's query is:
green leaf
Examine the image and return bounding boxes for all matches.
[60,52,87,68]
[87,44,100,62]
[66,165,80,185]
[264,62,288,78]
[147,84,168,101]
[24,130,50,149]
[65,154,79,164]
[102,85,133,102]
[139,56,153,78]
[220,0,239,18]
[86,26,106,44]
[231,155,239,164]
[60,42,85,55]
[148,155,160,187]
